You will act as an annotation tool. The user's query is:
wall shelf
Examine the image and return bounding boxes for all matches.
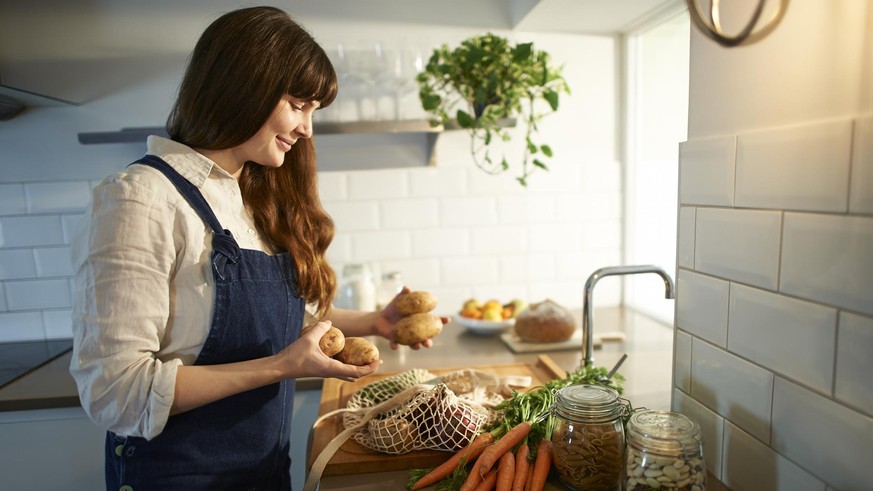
[76,119,446,145]
[76,118,515,168]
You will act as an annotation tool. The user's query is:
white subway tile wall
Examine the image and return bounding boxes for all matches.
[850,115,873,214]
[676,116,873,490]
[678,135,736,206]
[771,377,873,489]
[677,206,696,268]
[1,160,620,341]
[780,213,873,316]
[694,208,782,289]
[721,422,825,491]
[676,269,729,346]
[727,283,837,395]
[834,312,873,416]
[735,119,852,212]
[672,388,725,479]
[691,338,774,442]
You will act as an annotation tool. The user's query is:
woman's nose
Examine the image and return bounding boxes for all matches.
[296,113,314,139]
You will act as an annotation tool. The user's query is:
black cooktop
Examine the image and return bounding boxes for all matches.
[0,339,74,389]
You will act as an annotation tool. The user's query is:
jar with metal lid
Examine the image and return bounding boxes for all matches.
[625,410,706,491]
[551,384,627,491]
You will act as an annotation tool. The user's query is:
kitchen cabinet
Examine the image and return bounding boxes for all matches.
[0,407,104,490]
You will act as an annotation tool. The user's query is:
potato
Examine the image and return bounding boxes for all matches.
[394,313,443,346]
[302,324,346,357]
[395,291,438,316]
[334,337,380,365]
[318,326,345,357]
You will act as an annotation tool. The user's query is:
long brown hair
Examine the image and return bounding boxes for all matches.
[167,6,338,317]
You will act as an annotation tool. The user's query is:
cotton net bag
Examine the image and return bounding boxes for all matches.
[304,368,531,491]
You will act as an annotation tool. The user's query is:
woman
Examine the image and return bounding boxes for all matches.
[70,6,441,489]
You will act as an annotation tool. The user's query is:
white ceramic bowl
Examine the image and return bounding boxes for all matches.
[455,316,515,335]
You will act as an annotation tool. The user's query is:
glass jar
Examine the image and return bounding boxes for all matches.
[377,271,404,309]
[551,384,626,491]
[625,410,706,491]
[336,263,376,311]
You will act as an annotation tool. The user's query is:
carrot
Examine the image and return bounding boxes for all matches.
[524,459,534,491]
[474,468,499,491]
[527,439,553,491]
[511,442,530,491]
[496,450,515,491]
[477,421,532,476]
[411,432,495,490]
[459,454,488,491]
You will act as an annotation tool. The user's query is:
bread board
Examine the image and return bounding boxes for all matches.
[308,355,567,476]
[500,330,626,353]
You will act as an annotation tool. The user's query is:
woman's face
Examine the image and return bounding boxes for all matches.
[238,94,319,169]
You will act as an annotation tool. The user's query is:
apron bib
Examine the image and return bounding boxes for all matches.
[105,155,304,490]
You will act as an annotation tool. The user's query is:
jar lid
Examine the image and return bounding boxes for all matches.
[554,384,623,422]
[627,410,702,455]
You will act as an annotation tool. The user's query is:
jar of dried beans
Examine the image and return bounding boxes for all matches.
[625,410,706,491]
[551,384,627,491]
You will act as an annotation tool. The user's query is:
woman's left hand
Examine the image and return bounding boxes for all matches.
[373,287,450,350]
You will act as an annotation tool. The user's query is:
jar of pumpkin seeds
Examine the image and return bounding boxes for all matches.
[625,410,706,491]
[551,384,627,491]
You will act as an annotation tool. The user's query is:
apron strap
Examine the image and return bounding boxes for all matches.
[130,154,241,272]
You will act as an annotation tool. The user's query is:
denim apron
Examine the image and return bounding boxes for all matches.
[105,154,304,490]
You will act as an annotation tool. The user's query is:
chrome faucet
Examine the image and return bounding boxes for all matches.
[582,265,675,366]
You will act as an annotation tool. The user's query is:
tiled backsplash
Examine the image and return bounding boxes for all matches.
[675,115,873,489]
[0,156,624,342]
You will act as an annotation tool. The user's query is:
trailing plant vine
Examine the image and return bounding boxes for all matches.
[417,33,570,186]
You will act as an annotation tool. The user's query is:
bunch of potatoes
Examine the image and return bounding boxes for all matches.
[312,291,442,366]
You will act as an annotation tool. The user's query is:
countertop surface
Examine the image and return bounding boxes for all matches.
[0,307,673,412]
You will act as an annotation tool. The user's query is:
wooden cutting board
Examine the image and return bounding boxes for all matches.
[308,355,567,476]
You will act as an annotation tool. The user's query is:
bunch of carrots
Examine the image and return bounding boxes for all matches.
[407,364,624,491]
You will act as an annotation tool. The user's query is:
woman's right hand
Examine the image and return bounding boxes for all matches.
[277,320,381,382]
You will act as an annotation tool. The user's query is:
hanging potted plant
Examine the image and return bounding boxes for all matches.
[417,33,569,186]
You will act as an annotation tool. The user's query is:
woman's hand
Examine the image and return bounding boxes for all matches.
[373,287,450,350]
[277,320,380,382]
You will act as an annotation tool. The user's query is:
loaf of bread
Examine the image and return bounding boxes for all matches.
[514,299,576,343]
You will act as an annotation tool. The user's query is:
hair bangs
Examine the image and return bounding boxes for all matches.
[287,44,338,108]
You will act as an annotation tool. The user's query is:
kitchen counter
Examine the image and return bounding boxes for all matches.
[0,339,78,412]
[310,306,707,490]
[0,307,671,412]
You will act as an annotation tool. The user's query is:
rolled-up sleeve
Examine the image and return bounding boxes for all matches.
[70,174,183,440]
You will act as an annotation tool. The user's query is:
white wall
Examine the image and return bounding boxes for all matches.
[0,15,625,341]
[674,1,873,489]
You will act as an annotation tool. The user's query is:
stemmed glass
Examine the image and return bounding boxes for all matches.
[385,47,425,120]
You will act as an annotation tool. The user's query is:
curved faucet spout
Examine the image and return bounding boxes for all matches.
[582,265,675,366]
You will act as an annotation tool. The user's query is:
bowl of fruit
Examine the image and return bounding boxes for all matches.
[456,298,528,335]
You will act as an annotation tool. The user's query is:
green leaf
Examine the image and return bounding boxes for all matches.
[533,159,548,170]
[544,91,559,111]
[500,158,509,171]
[484,130,492,145]
[527,139,537,154]
[513,42,533,62]
[420,93,441,112]
[516,176,527,187]
[456,110,474,128]
[540,145,553,157]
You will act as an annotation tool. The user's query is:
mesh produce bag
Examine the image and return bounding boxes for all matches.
[344,367,528,453]
[305,368,531,491]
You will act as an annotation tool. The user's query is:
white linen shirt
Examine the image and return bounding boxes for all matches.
[70,136,280,440]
